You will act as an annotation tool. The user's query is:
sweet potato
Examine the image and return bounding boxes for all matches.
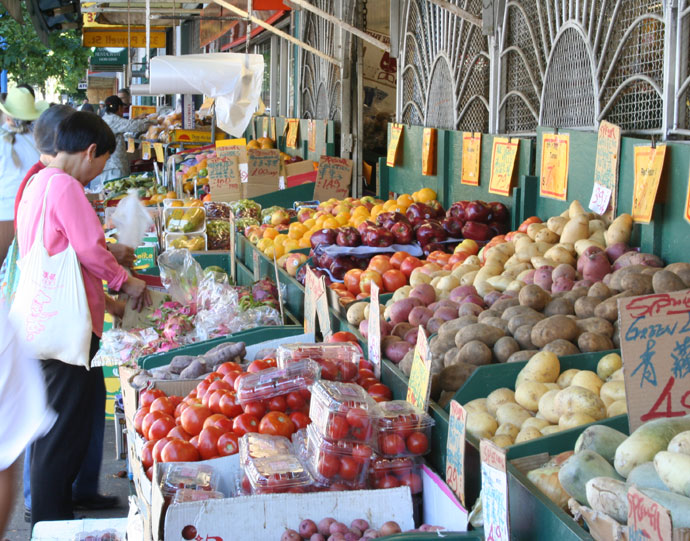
[204,342,246,365]
[169,355,195,374]
[180,358,207,379]
[530,315,580,348]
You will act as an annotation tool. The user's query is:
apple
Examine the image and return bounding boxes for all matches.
[391,221,413,244]
[310,228,337,249]
[441,216,464,238]
[363,227,395,247]
[329,257,356,280]
[336,226,361,247]
[285,253,308,276]
[405,203,434,226]
[461,221,492,241]
[270,209,290,226]
[357,220,376,235]
[465,201,491,223]
[488,201,509,223]
[415,220,447,246]
[426,199,445,218]
[298,208,315,223]
[488,220,509,236]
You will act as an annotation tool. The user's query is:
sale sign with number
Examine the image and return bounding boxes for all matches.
[446,400,467,506]
[480,439,510,541]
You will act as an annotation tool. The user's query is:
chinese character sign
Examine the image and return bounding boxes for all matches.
[314,156,353,201]
[387,124,404,167]
[489,137,519,196]
[627,486,673,541]
[406,327,431,412]
[461,132,481,186]
[591,121,621,218]
[632,144,667,224]
[540,133,570,200]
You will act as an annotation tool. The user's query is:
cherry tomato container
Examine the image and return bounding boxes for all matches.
[242,454,314,494]
[368,455,424,495]
[160,462,220,500]
[374,400,435,457]
[305,423,372,489]
[239,432,294,465]
[172,488,224,504]
[277,343,360,382]
[309,380,378,444]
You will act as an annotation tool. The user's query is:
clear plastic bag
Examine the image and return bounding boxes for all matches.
[158,249,204,306]
[91,327,159,366]
[110,189,154,248]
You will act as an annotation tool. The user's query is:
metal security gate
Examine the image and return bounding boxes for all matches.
[673,0,690,136]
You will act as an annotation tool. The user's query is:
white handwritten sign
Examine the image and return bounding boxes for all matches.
[367,282,381,378]
[627,486,673,541]
[589,183,612,216]
[314,156,353,201]
[446,400,467,507]
[480,439,510,541]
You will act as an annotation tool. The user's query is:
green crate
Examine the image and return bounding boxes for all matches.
[379,533,483,541]
[137,252,233,277]
[137,325,305,369]
[248,183,315,207]
[275,264,306,321]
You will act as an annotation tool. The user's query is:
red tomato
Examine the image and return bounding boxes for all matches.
[359,377,379,390]
[368,255,393,275]
[289,411,311,430]
[233,373,250,392]
[358,368,376,381]
[319,359,339,381]
[339,456,360,481]
[179,403,213,436]
[259,411,296,437]
[318,453,340,478]
[359,270,383,295]
[217,362,242,376]
[204,371,223,383]
[346,407,370,429]
[381,434,406,455]
[145,466,153,481]
[153,437,173,462]
[149,396,175,416]
[267,395,287,412]
[326,415,349,440]
[190,436,199,447]
[167,426,191,441]
[406,432,429,454]
[141,441,155,469]
[352,444,372,464]
[197,426,224,460]
[217,432,240,456]
[392,416,415,439]
[161,439,200,463]
[207,380,232,394]
[140,388,166,409]
[243,400,267,418]
[518,216,541,233]
[133,406,150,436]
[196,380,210,400]
[351,426,372,441]
[219,392,243,418]
[247,359,274,373]
[399,472,423,494]
[148,414,176,442]
[359,359,374,371]
[399,256,423,278]
[285,391,306,412]
[389,251,410,269]
[222,371,242,387]
[141,411,166,440]
[328,331,358,344]
[339,362,358,382]
[343,269,363,296]
[375,474,401,489]
[203,413,234,433]
[367,383,392,402]
[382,269,406,293]
[233,413,260,436]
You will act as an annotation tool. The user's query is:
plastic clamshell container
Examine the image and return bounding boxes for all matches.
[160,462,219,498]
[374,400,435,457]
[163,198,184,208]
[243,454,314,494]
[368,455,423,494]
[164,206,206,234]
[203,201,231,221]
[277,343,361,382]
[305,423,371,489]
[236,359,320,405]
[164,232,207,251]
[172,488,224,504]
[309,381,378,444]
[239,433,294,465]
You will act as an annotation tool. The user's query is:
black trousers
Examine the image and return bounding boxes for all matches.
[30,335,102,526]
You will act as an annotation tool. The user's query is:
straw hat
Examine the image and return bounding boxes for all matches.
[0,87,49,121]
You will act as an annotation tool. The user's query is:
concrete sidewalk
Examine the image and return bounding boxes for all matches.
[4,420,131,541]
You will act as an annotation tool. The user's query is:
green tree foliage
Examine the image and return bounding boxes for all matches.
[0,6,91,95]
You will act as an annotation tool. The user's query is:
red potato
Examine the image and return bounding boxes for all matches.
[458,302,483,317]
[483,291,501,307]
[425,316,444,334]
[460,294,484,307]
[580,249,611,282]
[551,276,574,292]
[388,298,422,325]
[577,246,604,274]
[521,269,536,285]
[433,306,458,322]
[403,328,418,344]
[429,299,459,312]
[449,285,477,303]
[534,266,553,291]
[385,340,413,363]
[391,322,413,338]
[318,518,337,536]
[605,242,632,263]
[408,306,433,327]
[408,283,436,306]
[281,530,301,541]
[552,263,576,282]
[299,519,318,538]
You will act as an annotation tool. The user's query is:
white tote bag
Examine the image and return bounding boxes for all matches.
[9,176,93,368]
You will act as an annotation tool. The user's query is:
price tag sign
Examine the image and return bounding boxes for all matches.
[304,267,325,334]
[368,282,381,379]
[618,290,690,431]
[127,138,135,153]
[591,121,621,218]
[480,439,510,541]
[406,327,431,412]
[627,486,673,541]
[153,142,165,163]
[461,132,481,186]
[252,251,260,281]
[314,156,353,201]
[489,137,519,196]
[633,144,667,224]
[308,119,316,153]
[286,119,300,149]
[229,213,236,283]
[540,132,570,200]
[446,400,467,507]
[422,127,437,176]
[588,182,612,216]
[386,123,404,167]
[142,141,151,161]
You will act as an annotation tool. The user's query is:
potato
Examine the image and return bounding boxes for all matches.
[507,310,545,335]
[530,315,580,348]
[573,297,599,319]
[457,340,493,366]
[518,284,551,311]
[543,298,575,317]
[493,336,520,363]
[466,411,498,439]
[522,417,551,431]
[559,412,597,430]
[443,347,459,367]
[554,386,606,420]
[495,422,520,440]
[492,434,514,448]
[666,262,690,286]
[538,389,561,423]
[570,370,604,395]
[502,304,537,321]
[557,368,580,388]
[496,403,533,427]
[346,302,368,326]
[487,388,516,416]
[491,298,521,315]
[576,317,614,337]
[516,426,543,443]
[454,323,506,349]
[607,400,627,417]
[464,398,489,414]
[600,381,626,407]
[515,381,549,412]
[535,228,559,244]
[541,425,564,436]
[507,350,539,363]
[594,291,634,322]
[588,282,612,299]
[481,317,510,334]
[513,325,536,350]
[542,339,580,357]
[527,222,547,239]
[608,367,624,381]
[517,351,561,385]
[438,316,478,339]
[595,353,621,381]
[621,273,654,295]
[544,383,561,390]
[578,332,615,353]
[547,216,568,235]
[560,215,590,244]
[440,363,477,392]
[604,213,633,246]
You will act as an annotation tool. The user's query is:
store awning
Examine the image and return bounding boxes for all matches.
[81,1,203,28]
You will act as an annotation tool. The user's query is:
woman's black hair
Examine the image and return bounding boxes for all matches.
[55,111,116,157]
[104,95,123,115]
[34,104,74,155]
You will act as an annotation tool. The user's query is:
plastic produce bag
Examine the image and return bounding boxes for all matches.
[110,189,154,248]
[158,249,204,305]
[91,327,159,367]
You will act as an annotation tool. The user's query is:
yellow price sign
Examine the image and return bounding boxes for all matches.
[286,119,300,149]
[684,167,690,225]
[141,141,151,161]
[632,144,666,224]
[461,132,481,186]
[262,117,269,137]
[153,143,165,163]
[386,124,404,167]
[422,127,437,176]
[127,138,135,153]
[406,327,431,412]
[489,137,519,196]
[308,119,317,153]
[540,133,570,200]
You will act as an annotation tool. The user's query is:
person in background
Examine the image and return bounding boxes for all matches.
[80,98,95,113]
[0,309,55,537]
[117,88,131,118]
[17,111,149,525]
[0,87,48,263]
[98,101,106,117]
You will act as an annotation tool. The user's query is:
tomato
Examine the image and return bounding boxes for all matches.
[358,368,376,381]
[167,426,191,441]
[346,407,370,429]
[330,283,348,292]
[141,440,155,469]
[149,396,175,416]
[207,380,232,394]
[399,256,423,278]
[343,269,363,296]
[351,425,372,441]
[375,474,400,489]
[233,413,260,436]
[190,436,199,447]
[352,444,372,464]
[518,216,542,233]
[217,432,240,456]
[204,371,223,384]
[203,413,234,433]
[148,414,177,442]
[222,370,242,387]
[359,377,379,390]
[233,373,251,392]
[219,392,243,418]
[196,380,210,400]
[399,472,423,494]
[133,406,150,436]
[141,411,166,440]
[140,388,166,409]
[368,255,393,275]
[382,269,406,293]
[145,466,153,481]
[339,361,358,382]
[406,431,429,455]
[338,456,360,481]
[367,383,392,402]
[259,411,296,437]
[217,362,242,376]
[328,331,358,344]
[390,251,411,269]
[241,475,252,494]
[319,359,339,381]
[359,270,383,295]
[285,391,306,412]
[247,359,275,373]
[243,400,266,418]
[161,439,200,462]
[392,416,415,439]
[289,411,311,430]
[153,437,173,462]
[381,434,406,455]
[205,390,226,414]
[359,359,374,371]
[197,426,224,460]
[317,453,340,478]
[267,395,287,412]
[326,415,349,439]
[179,403,213,436]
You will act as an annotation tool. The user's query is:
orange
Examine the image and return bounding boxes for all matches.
[322,218,339,229]
[274,234,289,245]
[263,227,279,240]
[370,204,384,216]
[303,218,316,229]
[298,237,311,249]
[247,140,261,149]
[416,187,437,203]
[283,239,299,252]
[166,191,177,199]
[335,212,350,226]
[288,223,307,239]
[396,193,414,207]
[352,206,369,217]
[256,238,273,252]
[315,215,327,228]
[382,199,397,211]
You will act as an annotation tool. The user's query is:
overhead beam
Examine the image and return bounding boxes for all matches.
[427,0,482,28]
[211,0,342,68]
[82,6,202,13]
[286,0,391,53]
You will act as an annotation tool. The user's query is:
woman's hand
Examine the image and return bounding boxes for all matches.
[121,275,151,312]
[108,243,135,268]
[104,295,126,319]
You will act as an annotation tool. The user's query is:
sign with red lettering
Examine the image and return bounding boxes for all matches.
[480,439,510,541]
[627,486,673,541]
[314,156,353,201]
[368,282,381,378]
[446,400,467,507]
[619,290,690,431]
[246,148,280,197]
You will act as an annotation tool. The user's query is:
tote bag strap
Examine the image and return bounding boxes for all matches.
[34,174,59,249]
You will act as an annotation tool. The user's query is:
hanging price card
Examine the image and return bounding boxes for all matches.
[632,144,667,224]
[446,400,467,507]
[627,486,673,541]
[252,251,260,281]
[273,251,285,324]
[591,121,621,218]
[286,119,300,148]
[422,127,437,176]
[489,137,519,196]
[461,132,481,186]
[153,142,165,163]
[368,282,381,379]
[406,327,431,412]
[386,123,404,167]
[308,119,316,152]
[127,138,135,153]
[314,156,353,201]
[480,439,510,541]
[685,167,690,225]
[540,132,570,200]
[141,141,151,161]
[271,117,277,140]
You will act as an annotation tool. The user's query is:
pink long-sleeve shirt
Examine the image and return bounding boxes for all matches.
[16,167,129,337]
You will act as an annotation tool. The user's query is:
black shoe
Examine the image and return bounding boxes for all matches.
[24,506,30,523]
[72,494,120,510]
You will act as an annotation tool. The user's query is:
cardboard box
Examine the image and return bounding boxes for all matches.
[241,180,278,199]
[134,244,158,269]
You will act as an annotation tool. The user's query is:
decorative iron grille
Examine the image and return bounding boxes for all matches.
[674,0,690,136]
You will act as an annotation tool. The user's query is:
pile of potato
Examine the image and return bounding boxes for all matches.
[462,351,626,447]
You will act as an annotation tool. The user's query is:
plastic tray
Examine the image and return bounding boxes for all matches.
[305,423,371,489]
[375,401,435,458]
[277,343,360,382]
[164,231,207,251]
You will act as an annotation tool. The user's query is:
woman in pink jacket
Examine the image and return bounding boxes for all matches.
[16,111,149,525]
